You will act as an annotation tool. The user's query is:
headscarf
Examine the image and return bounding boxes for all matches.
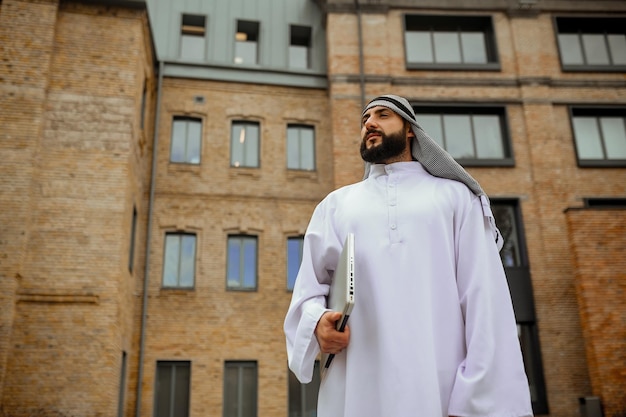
[362,94,504,251]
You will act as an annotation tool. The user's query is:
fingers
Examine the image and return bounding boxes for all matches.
[315,312,350,354]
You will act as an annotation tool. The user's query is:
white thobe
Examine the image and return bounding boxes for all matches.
[284,161,533,417]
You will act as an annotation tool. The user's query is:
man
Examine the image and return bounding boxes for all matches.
[284,94,533,417]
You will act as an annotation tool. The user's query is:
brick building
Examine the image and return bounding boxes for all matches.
[0,0,624,416]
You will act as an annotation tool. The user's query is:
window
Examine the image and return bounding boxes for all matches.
[171,117,202,164]
[235,20,259,65]
[224,361,257,417]
[289,25,312,69]
[287,236,304,291]
[414,106,513,166]
[491,200,548,414]
[556,17,626,71]
[227,235,257,290]
[231,121,260,168]
[154,361,191,417]
[492,204,522,268]
[117,351,127,417]
[140,81,147,130]
[163,233,196,288]
[288,361,320,417]
[180,14,206,61]
[287,125,315,170]
[404,15,498,69]
[570,107,626,167]
[129,206,137,273]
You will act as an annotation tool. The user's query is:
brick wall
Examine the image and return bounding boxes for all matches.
[0,1,154,415]
[0,0,61,396]
[566,209,626,417]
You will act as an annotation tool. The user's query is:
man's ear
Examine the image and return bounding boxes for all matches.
[405,122,415,139]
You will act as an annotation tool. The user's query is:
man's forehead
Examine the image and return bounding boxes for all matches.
[362,105,396,116]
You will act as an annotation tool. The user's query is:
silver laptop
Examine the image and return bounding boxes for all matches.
[321,233,355,377]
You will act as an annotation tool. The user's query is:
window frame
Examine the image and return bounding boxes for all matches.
[490,199,548,415]
[412,104,514,167]
[234,19,260,65]
[162,232,197,289]
[287,235,305,291]
[223,361,258,417]
[568,106,626,167]
[129,206,137,273]
[403,14,500,71]
[230,120,261,168]
[170,116,203,165]
[154,361,191,417]
[554,16,626,72]
[289,24,312,70]
[226,234,258,291]
[180,13,207,61]
[286,124,316,171]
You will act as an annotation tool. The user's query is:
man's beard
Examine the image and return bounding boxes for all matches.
[360,128,408,163]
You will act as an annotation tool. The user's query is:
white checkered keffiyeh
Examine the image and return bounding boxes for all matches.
[362,94,504,251]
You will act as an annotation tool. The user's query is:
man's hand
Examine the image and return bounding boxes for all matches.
[315,311,350,354]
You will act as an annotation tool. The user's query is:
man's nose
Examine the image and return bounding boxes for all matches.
[364,117,378,130]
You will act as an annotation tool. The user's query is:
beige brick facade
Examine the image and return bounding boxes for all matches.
[1,0,154,415]
[566,209,626,417]
[1,1,625,417]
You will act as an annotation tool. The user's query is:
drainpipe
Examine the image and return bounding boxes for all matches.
[355,0,365,109]
[135,59,164,417]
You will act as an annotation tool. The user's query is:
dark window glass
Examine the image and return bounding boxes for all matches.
[140,82,147,129]
[224,362,257,417]
[288,361,320,417]
[235,20,259,65]
[491,204,523,267]
[290,25,312,69]
[287,236,304,291]
[163,233,196,288]
[129,207,137,273]
[584,198,626,208]
[118,352,127,417]
[155,361,191,417]
[404,15,498,69]
[227,235,257,290]
[491,200,548,414]
[180,14,206,61]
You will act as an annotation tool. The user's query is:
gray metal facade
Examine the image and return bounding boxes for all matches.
[147,0,327,88]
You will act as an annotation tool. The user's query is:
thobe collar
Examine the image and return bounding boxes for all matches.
[367,161,427,179]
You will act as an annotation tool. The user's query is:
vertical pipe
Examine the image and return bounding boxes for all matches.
[135,59,164,417]
[355,0,365,110]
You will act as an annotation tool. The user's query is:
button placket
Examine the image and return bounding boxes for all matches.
[387,172,399,243]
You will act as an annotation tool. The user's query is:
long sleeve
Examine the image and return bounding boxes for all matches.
[284,200,342,383]
[448,196,533,417]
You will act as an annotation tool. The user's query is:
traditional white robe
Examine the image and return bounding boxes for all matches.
[284,161,533,417]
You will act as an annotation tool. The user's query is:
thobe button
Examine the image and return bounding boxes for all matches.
[390,224,396,230]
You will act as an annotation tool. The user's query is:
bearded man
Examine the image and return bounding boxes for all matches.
[284,94,533,417]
